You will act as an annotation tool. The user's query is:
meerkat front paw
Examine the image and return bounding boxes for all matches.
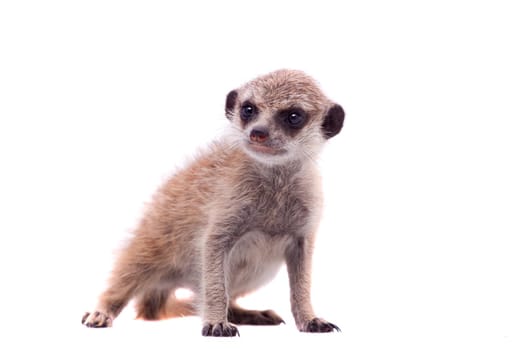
[301,317,340,333]
[201,322,239,337]
[82,311,113,328]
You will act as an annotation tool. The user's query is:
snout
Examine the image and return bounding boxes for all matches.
[250,127,270,144]
[246,127,286,156]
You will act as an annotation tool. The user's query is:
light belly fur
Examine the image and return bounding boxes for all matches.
[226,230,291,298]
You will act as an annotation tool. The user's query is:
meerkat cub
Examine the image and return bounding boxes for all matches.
[82,69,345,337]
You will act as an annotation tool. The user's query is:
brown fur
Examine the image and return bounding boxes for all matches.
[82,69,344,336]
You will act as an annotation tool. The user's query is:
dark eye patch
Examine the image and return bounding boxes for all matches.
[275,108,308,135]
[240,101,258,127]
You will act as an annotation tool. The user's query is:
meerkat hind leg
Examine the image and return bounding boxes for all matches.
[135,288,171,320]
[228,304,284,326]
[82,257,158,327]
[136,289,197,320]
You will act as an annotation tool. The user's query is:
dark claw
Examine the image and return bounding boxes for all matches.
[202,323,213,336]
[81,312,89,325]
[303,318,341,333]
[212,323,223,337]
[223,325,236,337]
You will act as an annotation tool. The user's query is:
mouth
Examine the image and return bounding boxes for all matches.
[246,142,286,155]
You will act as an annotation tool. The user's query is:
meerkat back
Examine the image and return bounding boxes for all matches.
[82,69,345,337]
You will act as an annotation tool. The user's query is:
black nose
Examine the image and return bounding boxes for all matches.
[250,128,269,143]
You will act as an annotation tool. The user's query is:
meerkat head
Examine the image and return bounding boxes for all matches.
[225,69,345,166]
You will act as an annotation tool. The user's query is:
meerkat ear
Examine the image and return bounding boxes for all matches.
[322,104,345,139]
[225,90,238,120]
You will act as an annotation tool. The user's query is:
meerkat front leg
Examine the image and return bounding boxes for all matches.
[201,227,240,337]
[285,236,340,333]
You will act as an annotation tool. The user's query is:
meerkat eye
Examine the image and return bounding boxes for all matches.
[286,111,305,128]
[241,103,257,121]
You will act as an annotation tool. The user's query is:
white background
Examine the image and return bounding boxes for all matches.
[0,1,524,349]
